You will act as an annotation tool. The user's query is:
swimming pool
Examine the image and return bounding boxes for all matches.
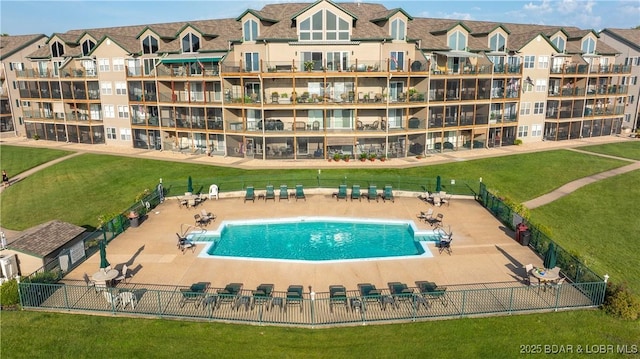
[193,217,438,262]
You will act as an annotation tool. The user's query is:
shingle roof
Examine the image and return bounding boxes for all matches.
[0,34,47,60]
[8,220,85,258]
[600,28,640,52]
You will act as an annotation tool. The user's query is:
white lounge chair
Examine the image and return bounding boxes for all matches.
[103,292,121,309]
[209,184,219,200]
[119,291,137,309]
[115,264,129,284]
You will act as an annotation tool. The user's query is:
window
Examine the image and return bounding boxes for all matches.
[632,76,638,85]
[533,102,544,114]
[390,51,404,71]
[299,10,349,41]
[10,62,23,71]
[581,37,595,54]
[517,125,529,137]
[489,33,506,52]
[538,56,549,69]
[103,105,115,118]
[520,102,531,115]
[101,82,112,95]
[182,33,200,53]
[117,105,129,118]
[523,55,535,69]
[115,82,127,95]
[243,19,258,41]
[326,51,349,71]
[535,79,546,92]
[81,39,95,56]
[531,124,542,136]
[51,41,64,57]
[390,18,406,41]
[244,52,259,72]
[112,58,124,71]
[106,127,117,140]
[301,51,322,71]
[22,101,30,107]
[629,95,635,105]
[448,30,467,51]
[143,58,158,76]
[551,36,565,53]
[120,128,131,141]
[98,58,110,72]
[142,35,158,54]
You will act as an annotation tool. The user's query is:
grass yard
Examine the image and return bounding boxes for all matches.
[530,169,640,295]
[1,310,638,358]
[577,141,640,161]
[0,145,73,177]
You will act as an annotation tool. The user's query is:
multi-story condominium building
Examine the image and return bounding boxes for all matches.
[599,28,640,132]
[0,34,48,136]
[11,1,631,160]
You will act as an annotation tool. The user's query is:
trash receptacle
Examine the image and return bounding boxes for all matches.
[128,211,139,228]
[516,223,528,243]
[520,230,531,246]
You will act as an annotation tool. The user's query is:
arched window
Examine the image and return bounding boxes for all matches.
[142,35,158,54]
[390,18,406,41]
[82,39,95,56]
[243,19,258,41]
[581,37,595,54]
[448,30,466,51]
[489,33,506,52]
[551,36,565,53]
[299,10,349,41]
[182,33,200,53]
[51,41,64,57]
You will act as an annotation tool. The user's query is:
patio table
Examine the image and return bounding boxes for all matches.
[530,267,560,290]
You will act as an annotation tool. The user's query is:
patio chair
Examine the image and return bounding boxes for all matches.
[415,281,448,307]
[208,184,219,200]
[387,282,413,305]
[119,291,137,310]
[429,213,444,228]
[548,277,566,294]
[179,282,209,308]
[295,184,306,201]
[367,185,379,202]
[194,214,208,227]
[251,283,274,310]
[329,285,348,313]
[176,233,196,254]
[279,185,289,201]
[216,282,244,309]
[83,273,98,292]
[244,186,255,203]
[357,283,382,310]
[265,185,276,201]
[351,184,361,201]
[103,291,121,309]
[336,184,348,201]
[178,196,188,209]
[200,209,215,223]
[418,209,434,222]
[115,264,129,284]
[285,285,304,313]
[437,232,453,255]
[441,193,452,207]
[382,185,394,203]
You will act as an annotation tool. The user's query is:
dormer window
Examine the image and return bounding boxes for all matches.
[299,9,349,41]
[448,30,467,51]
[581,37,595,54]
[489,33,506,52]
[82,39,95,56]
[51,41,64,57]
[243,19,258,42]
[182,33,200,53]
[390,18,406,41]
[551,36,565,53]
[142,35,158,54]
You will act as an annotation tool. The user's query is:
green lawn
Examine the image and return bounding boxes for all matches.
[0,145,74,177]
[1,310,638,358]
[577,140,640,160]
[530,169,640,294]
[0,149,627,230]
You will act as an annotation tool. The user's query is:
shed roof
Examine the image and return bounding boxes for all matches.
[8,220,85,258]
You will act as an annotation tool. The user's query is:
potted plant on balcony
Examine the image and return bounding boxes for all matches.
[359,152,368,162]
[368,153,377,162]
[343,154,351,162]
[333,152,342,162]
[304,61,314,72]
[379,154,387,162]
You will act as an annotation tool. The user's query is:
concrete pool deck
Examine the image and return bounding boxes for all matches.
[66,192,543,293]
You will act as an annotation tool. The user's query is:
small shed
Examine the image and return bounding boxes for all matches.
[5,220,86,276]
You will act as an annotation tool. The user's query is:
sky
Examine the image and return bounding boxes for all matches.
[1,0,639,36]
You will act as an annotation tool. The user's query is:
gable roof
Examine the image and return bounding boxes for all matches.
[0,34,47,60]
[599,28,640,52]
[8,220,85,258]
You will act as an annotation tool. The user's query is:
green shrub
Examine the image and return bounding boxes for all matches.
[0,278,20,307]
[514,138,523,145]
[603,282,640,320]
[23,270,61,284]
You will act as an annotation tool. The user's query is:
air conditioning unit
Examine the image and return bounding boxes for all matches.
[0,253,19,279]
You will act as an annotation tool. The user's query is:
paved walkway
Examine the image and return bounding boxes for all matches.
[1,134,638,239]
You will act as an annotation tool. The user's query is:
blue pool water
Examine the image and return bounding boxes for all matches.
[195,217,437,262]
